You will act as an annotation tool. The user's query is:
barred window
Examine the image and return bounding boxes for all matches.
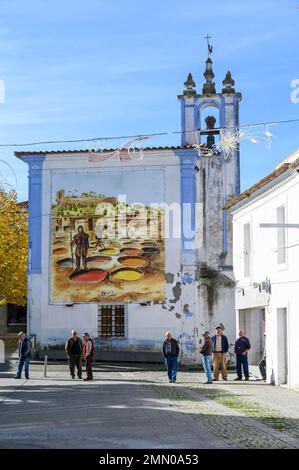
[98,305,125,338]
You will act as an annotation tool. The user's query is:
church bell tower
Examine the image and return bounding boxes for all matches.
[178,41,242,200]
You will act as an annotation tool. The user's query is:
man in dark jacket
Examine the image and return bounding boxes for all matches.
[72,225,89,271]
[234,329,251,381]
[65,330,83,379]
[200,331,213,384]
[162,331,180,383]
[15,331,30,379]
[211,326,229,381]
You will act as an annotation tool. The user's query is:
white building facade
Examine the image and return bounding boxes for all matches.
[228,150,299,389]
[17,56,241,364]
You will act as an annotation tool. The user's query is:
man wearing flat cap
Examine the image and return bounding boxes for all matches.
[211,325,229,381]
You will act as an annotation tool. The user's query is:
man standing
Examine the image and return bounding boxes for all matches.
[212,326,229,381]
[82,332,94,381]
[65,330,83,379]
[258,333,266,381]
[72,225,89,271]
[162,331,180,383]
[15,331,30,380]
[234,329,251,381]
[200,331,213,384]
[94,222,106,251]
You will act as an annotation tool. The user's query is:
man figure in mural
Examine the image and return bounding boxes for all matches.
[72,225,89,271]
[200,331,213,384]
[82,332,94,381]
[15,331,30,379]
[211,326,229,381]
[94,222,106,251]
[65,330,83,379]
[234,329,251,381]
[162,331,180,383]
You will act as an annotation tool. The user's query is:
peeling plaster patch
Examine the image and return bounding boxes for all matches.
[169,282,181,304]
[199,338,202,345]
[165,273,174,284]
[162,300,176,312]
[183,304,193,318]
[175,313,182,319]
[182,273,194,285]
[185,341,195,351]
[180,332,189,338]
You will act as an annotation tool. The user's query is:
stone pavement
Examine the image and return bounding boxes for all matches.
[0,361,298,449]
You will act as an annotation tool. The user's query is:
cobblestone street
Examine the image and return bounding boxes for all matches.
[0,362,298,449]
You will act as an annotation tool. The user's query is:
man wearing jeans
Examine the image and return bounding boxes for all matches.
[200,331,213,384]
[234,329,251,381]
[162,331,180,383]
[15,331,30,380]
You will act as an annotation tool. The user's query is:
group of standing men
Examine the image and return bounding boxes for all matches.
[162,327,252,384]
[15,329,95,381]
[65,330,94,380]
[15,327,261,384]
[200,326,251,383]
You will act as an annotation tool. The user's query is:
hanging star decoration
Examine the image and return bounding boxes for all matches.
[194,124,276,159]
[218,130,243,160]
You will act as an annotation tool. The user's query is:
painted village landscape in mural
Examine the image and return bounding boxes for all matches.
[50,185,165,303]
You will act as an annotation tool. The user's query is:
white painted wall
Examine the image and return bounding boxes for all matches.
[232,168,299,389]
[26,147,237,364]
[28,150,186,355]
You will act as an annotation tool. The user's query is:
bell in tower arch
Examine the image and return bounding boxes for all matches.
[205,115,216,149]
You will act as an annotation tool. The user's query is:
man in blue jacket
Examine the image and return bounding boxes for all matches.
[15,331,30,380]
[211,326,229,381]
[234,329,251,381]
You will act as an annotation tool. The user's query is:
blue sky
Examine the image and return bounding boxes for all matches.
[0,0,299,201]
[52,170,164,204]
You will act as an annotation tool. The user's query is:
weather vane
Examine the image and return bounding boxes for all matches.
[204,34,213,56]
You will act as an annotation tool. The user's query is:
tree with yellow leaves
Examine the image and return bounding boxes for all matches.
[0,190,27,305]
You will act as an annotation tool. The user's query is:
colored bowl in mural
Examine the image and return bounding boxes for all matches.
[118,256,148,268]
[99,248,119,255]
[53,247,67,255]
[57,257,73,267]
[69,269,108,284]
[140,242,157,247]
[111,267,144,282]
[86,255,113,267]
[122,240,140,245]
[142,247,160,254]
[119,247,143,256]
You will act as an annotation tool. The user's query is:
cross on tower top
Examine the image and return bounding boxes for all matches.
[204,34,213,56]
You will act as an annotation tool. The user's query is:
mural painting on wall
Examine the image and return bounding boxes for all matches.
[50,170,165,303]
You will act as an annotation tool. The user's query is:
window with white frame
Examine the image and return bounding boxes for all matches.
[98,305,125,338]
[277,206,286,264]
[243,223,251,278]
